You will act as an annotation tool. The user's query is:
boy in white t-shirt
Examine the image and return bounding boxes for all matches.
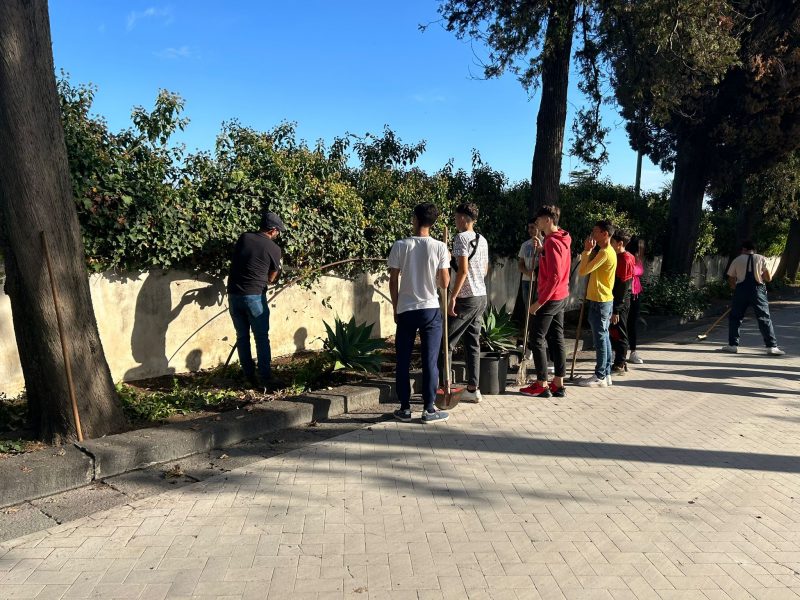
[388,203,451,423]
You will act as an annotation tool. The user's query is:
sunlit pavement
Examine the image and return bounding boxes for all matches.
[1,302,798,599]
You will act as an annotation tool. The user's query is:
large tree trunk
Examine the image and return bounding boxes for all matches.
[529,0,576,217]
[0,0,126,443]
[663,140,709,275]
[774,217,800,283]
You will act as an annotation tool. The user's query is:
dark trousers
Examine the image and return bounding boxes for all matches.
[627,294,641,352]
[396,308,442,412]
[439,295,487,388]
[728,284,777,348]
[529,298,567,381]
[612,301,630,366]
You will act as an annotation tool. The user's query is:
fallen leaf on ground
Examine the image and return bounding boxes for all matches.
[163,464,184,479]
[218,454,229,460]
[53,448,66,456]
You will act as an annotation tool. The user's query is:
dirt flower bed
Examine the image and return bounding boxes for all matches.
[0,340,413,456]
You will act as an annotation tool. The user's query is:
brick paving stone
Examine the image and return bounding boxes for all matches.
[0,303,798,598]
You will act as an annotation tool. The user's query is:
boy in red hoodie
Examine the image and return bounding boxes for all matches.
[520,205,572,398]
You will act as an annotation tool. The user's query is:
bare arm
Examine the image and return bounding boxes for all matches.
[437,268,450,290]
[451,256,469,298]
[762,267,772,283]
[268,269,280,284]
[728,275,737,290]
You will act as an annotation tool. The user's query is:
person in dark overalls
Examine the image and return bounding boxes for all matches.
[721,240,785,355]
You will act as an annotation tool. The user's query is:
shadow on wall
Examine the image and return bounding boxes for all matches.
[124,271,224,382]
[353,275,384,338]
[294,327,308,352]
[186,349,203,372]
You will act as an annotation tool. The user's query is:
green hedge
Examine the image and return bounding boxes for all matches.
[59,76,684,279]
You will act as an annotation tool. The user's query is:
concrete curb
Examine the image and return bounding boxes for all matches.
[0,377,399,509]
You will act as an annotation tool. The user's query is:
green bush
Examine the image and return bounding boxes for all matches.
[0,392,27,432]
[58,74,720,282]
[117,379,238,422]
[641,274,710,319]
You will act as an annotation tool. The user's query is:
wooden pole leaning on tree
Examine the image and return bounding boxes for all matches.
[41,232,83,441]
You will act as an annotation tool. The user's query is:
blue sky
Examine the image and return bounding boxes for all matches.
[49,1,670,192]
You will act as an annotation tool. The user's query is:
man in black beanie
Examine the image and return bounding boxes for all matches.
[227,211,285,389]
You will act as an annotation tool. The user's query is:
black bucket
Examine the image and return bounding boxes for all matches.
[479,352,508,395]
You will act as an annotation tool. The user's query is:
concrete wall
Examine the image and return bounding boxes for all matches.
[0,254,778,395]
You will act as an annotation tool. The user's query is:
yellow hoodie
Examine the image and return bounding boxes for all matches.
[579,244,617,302]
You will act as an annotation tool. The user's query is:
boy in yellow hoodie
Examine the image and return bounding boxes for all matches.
[578,220,617,387]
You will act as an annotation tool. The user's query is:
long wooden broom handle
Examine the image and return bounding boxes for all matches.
[442,226,451,390]
[41,232,83,442]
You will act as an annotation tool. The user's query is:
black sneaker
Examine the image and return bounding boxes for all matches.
[548,382,566,398]
[394,408,412,422]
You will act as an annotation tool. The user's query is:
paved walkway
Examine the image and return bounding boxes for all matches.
[1,302,799,599]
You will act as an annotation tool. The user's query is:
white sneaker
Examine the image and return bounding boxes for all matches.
[578,375,608,388]
[606,375,613,387]
[720,345,738,353]
[628,351,644,364]
[767,347,786,356]
[461,388,482,403]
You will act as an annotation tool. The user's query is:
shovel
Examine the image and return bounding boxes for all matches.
[436,225,464,410]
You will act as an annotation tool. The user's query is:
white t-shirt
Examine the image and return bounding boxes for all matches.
[387,236,449,314]
[453,230,488,298]
[727,253,768,284]
[518,238,541,282]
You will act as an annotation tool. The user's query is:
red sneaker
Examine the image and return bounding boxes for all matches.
[548,381,566,398]
[520,382,552,398]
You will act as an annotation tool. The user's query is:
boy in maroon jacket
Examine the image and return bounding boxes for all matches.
[520,205,572,398]
[610,230,635,373]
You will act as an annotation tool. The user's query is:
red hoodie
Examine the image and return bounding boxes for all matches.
[537,228,572,303]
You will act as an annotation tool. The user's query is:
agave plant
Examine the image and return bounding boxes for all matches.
[322,316,387,373]
[480,305,518,352]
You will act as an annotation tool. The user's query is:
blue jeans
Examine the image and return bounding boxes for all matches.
[728,284,777,348]
[587,300,613,378]
[395,308,442,412]
[229,294,272,380]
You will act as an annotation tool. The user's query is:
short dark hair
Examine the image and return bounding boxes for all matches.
[527,218,537,227]
[455,202,479,221]
[612,229,631,245]
[534,205,561,226]
[627,236,643,254]
[413,203,439,228]
[741,240,756,252]
[594,220,615,236]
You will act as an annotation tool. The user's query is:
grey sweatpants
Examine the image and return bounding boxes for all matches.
[439,295,487,388]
